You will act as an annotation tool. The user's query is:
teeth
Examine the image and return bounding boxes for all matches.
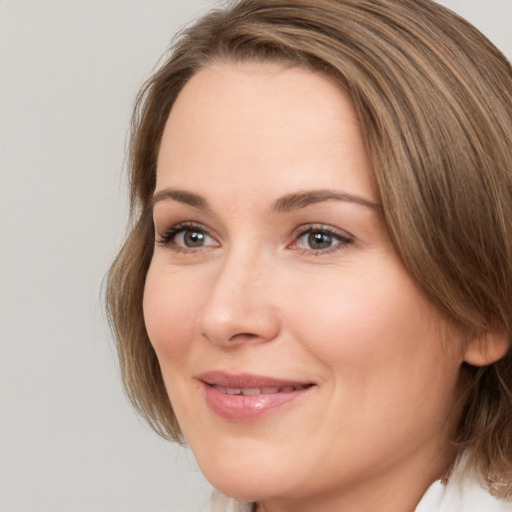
[241,388,261,395]
[213,385,308,395]
[261,387,280,394]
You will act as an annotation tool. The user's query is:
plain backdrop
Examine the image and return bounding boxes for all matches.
[1,1,511,511]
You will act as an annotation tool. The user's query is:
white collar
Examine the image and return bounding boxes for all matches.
[415,475,511,512]
[208,476,512,512]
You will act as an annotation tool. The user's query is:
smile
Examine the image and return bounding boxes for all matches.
[212,384,311,395]
[198,372,315,421]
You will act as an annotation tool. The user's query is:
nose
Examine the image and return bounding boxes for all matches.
[198,251,281,347]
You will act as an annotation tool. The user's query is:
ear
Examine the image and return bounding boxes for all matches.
[464,331,509,367]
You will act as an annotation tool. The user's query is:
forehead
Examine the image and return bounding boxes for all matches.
[156,61,376,203]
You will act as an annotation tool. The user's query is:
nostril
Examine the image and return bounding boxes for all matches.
[201,330,259,343]
[229,332,259,342]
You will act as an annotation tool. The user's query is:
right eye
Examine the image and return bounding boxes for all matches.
[156,223,219,251]
[175,228,212,248]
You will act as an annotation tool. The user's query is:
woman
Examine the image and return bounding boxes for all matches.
[106,0,512,510]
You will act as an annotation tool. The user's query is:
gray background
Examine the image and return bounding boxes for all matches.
[1,1,511,511]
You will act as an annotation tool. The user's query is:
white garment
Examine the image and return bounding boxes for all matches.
[207,491,252,512]
[207,476,512,511]
[415,476,511,512]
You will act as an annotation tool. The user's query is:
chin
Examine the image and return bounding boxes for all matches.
[197,454,298,503]
[204,470,272,503]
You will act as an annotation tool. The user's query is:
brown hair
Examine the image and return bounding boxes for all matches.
[106,0,512,494]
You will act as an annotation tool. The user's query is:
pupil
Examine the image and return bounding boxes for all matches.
[308,232,331,249]
[184,230,204,247]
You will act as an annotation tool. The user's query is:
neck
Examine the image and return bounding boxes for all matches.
[255,444,457,512]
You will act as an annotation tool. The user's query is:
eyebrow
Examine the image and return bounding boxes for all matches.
[150,188,380,212]
[151,189,209,210]
[273,189,381,212]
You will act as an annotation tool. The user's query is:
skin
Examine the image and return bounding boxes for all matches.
[143,62,474,512]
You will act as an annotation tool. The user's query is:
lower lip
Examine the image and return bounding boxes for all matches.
[201,383,312,421]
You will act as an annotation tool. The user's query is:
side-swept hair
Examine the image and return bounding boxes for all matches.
[106,0,512,495]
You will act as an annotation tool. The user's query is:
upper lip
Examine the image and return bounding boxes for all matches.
[198,371,314,389]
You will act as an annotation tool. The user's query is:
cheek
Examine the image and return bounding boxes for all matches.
[284,259,462,387]
[283,268,403,354]
[143,264,200,363]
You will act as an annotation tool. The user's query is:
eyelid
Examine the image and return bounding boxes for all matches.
[155,221,219,251]
[154,220,353,255]
[288,223,354,254]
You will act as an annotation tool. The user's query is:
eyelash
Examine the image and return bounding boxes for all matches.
[291,224,353,255]
[156,222,216,254]
[155,222,353,255]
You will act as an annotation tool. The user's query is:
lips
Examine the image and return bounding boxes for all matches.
[212,384,310,395]
[198,371,315,420]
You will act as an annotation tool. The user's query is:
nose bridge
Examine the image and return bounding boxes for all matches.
[198,243,279,345]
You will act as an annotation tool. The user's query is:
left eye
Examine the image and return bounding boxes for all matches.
[300,231,338,250]
[293,228,351,252]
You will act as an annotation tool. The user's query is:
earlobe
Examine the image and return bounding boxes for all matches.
[464,331,509,367]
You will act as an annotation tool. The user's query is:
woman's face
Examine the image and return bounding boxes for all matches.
[144,62,467,509]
